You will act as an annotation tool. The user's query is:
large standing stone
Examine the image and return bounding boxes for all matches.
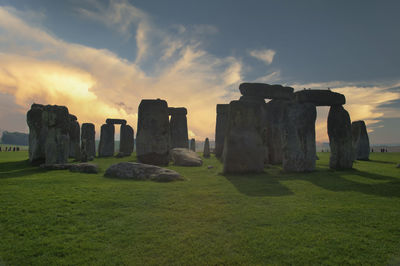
[190,138,196,152]
[352,120,370,161]
[81,123,96,158]
[239,83,294,100]
[203,138,210,158]
[282,102,316,172]
[98,123,115,157]
[27,103,47,164]
[119,124,134,156]
[295,90,346,106]
[264,99,288,164]
[328,105,353,169]
[136,99,170,165]
[223,100,265,174]
[169,107,189,149]
[42,105,70,165]
[68,114,80,160]
[215,104,229,158]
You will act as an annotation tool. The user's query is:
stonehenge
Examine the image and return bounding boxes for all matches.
[136,99,170,165]
[203,138,210,158]
[328,105,353,169]
[68,114,80,160]
[295,90,345,106]
[352,120,370,160]
[169,107,189,149]
[98,123,115,157]
[27,104,47,164]
[215,104,229,158]
[119,124,134,156]
[239,83,294,100]
[282,102,317,172]
[190,138,196,152]
[98,118,134,158]
[81,123,96,159]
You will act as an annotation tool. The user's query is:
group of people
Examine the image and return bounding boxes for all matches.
[0,146,20,152]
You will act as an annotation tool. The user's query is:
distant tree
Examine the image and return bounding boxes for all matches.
[1,131,29,145]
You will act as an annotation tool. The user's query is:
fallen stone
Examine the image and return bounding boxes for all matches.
[69,163,99,174]
[215,104,229,158]
[295,90,345,106]
[328,105,353,170]
[170,148,202,166]
[106,118,127,125]
[40,163,72,170]
[352,120,370,160]
[207,165,214,169]
[115,152,130,158]
[104,162,183,182]
[397,163,400,168]
[136,99,170,165]
[239,83,294,100]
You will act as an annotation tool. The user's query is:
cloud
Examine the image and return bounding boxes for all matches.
[249,49,276,65]
[0,5,242,139]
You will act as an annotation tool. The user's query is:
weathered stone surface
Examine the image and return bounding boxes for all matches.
[215,104,229,158]
[239,95,266,104]
[170,148,203,166]
[27,104,47,164]
[282,102,317,172]
[352,120,370,161]
[120,124,134,156]
[223,100,265,174]
[203,138,210,158]
[190,138,196,152]
[328,105,353,170]
[169,107,189,149]
[81,123,96,158]
[42,105,70,165]
[69,163,99,174]
[239,83,294,100]
[136,99,170,165]
[106,118,126,125]
[104,162,183,182]
[264,99,288,165]
[68,114,80,159]
[295,90,346,106]
[397,163,400,168]
[98,123,115,157]
[40,163,72,170]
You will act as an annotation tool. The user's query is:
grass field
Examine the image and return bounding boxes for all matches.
[0,151,400,265]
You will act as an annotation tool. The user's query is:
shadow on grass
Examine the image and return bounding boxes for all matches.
[368,159,397,165]
[0,160,45,179]
[224,172,294,197]
[224,167,400,198]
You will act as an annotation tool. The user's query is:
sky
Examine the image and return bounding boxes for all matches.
[0,0,399,144]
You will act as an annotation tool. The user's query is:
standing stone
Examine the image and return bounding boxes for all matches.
[119,124,134,156]
[190,138,196,152]
[203,138,210,158]
[136,99,170,165]
[98,123,115,157]
[223,100,265,174]
[352,120,370,161]
[68,114,80,159]
[264,99,288,164]
[42,105,70,165]
[169,107,189,149]
[27,104,47,164]
[328,105,353,169]
[282,102,317,172]
[81,123,96,158]
[215,104,229,158]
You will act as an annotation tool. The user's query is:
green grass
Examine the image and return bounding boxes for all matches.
[0,151,400,265]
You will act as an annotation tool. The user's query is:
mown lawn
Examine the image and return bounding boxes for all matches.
[0,151,400,265]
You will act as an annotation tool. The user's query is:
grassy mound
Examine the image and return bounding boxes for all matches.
[0,151,400,265]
